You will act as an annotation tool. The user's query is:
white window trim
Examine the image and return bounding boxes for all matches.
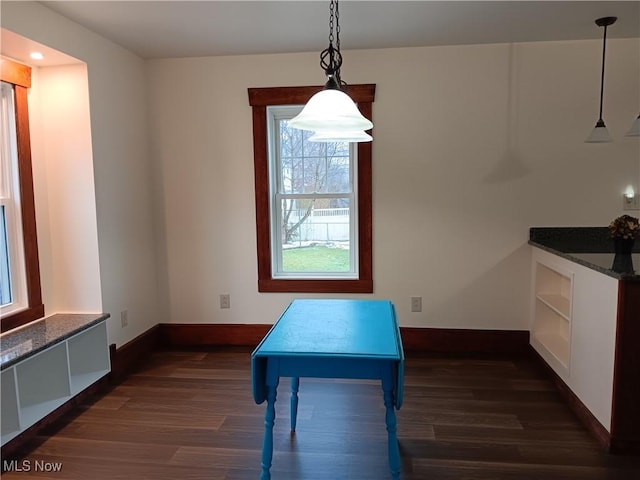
[266,105,359,280]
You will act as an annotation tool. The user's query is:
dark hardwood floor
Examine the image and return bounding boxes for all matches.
[4,347,640,479]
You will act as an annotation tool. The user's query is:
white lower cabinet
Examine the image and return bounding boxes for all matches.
[15,342,72,433]
[569,259,618,431]
[531,247,617,431]
[1,321,110,446]
[68,322,110,395]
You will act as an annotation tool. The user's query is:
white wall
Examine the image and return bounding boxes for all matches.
[2,1,163,347]
[3,1,639,337]
[29,63,102,313]
[147,38,639,331]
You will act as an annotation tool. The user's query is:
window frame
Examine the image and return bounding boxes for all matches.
[1,81,28,313]
[248,84,375,293]
[1,57,44,332]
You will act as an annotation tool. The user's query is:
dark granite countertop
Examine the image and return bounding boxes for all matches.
[0,313,110,370]
[529,227,640,281]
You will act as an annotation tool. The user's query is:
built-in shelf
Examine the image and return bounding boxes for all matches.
[534,331,570,368]
[536,293,570,321]
[532,260,573,374]
[1,314,110,446]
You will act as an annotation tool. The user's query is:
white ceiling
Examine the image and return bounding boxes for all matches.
[29,1,639,60]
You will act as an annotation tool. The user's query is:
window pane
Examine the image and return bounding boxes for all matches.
[324,150,350,193]
[279,120,304,195]
[303,155,327,193]
[0,206,12,306]
[280,198,351,273]
[279,120,350,194]
[273,109,356,277]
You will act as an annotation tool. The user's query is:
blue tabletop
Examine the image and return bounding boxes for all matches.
[252,299,404,408]
[254,299,402,359]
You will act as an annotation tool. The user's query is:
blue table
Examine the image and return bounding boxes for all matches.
[252,299,405,479]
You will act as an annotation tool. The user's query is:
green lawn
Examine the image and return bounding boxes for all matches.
[282,245,349,272]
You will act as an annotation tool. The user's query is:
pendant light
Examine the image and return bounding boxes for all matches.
[308,129,372,142]
[288,0,373,142]
[586,16,617,143]
[626,114,640,137]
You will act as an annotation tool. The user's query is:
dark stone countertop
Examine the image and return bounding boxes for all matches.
[0,313,110,370]
[529,227,640,281]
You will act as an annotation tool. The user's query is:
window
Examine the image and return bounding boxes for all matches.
[0,58,44,332]
[268,106,358,278]
[248,85,375,293]
[1,81,27,312]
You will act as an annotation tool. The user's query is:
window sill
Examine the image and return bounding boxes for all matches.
[1,304,45,333]
[258,278,372,293]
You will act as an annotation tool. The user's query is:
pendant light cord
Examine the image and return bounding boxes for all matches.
[334,0,342,86]
[593,17,617,123]
[334,0,340,55]
[320,0,343,89]
[598,23,608,121]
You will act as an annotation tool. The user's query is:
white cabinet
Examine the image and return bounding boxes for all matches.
[530,248,617,431]
[14,342,72,434]
[1,318,110,446]
[68,322,110,394]
[569,258,618,431]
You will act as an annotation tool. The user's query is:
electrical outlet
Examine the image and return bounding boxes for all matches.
[120,310,128,328]
[410,296,422,313]
[623,193,640,211]
[220,294,231,309]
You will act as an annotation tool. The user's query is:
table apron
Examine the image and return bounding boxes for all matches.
[266,356,396,383]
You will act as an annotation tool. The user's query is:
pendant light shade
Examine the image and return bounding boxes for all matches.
[288,0,372,142]
[308,129,372,143]
[586,119,612,143]
[586,16,616,143]
[626,114,640,137]
[288,89,373,132]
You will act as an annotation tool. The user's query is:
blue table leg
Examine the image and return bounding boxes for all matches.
[260,378,279,480]
[382,377,401,480]
[290,377,300,432]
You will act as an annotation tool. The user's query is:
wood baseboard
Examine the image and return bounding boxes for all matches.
[109,325,162,384]
[159,323,530,355]
[529,346,612,452]
[159,323,271,348]
[401,327,530,355]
